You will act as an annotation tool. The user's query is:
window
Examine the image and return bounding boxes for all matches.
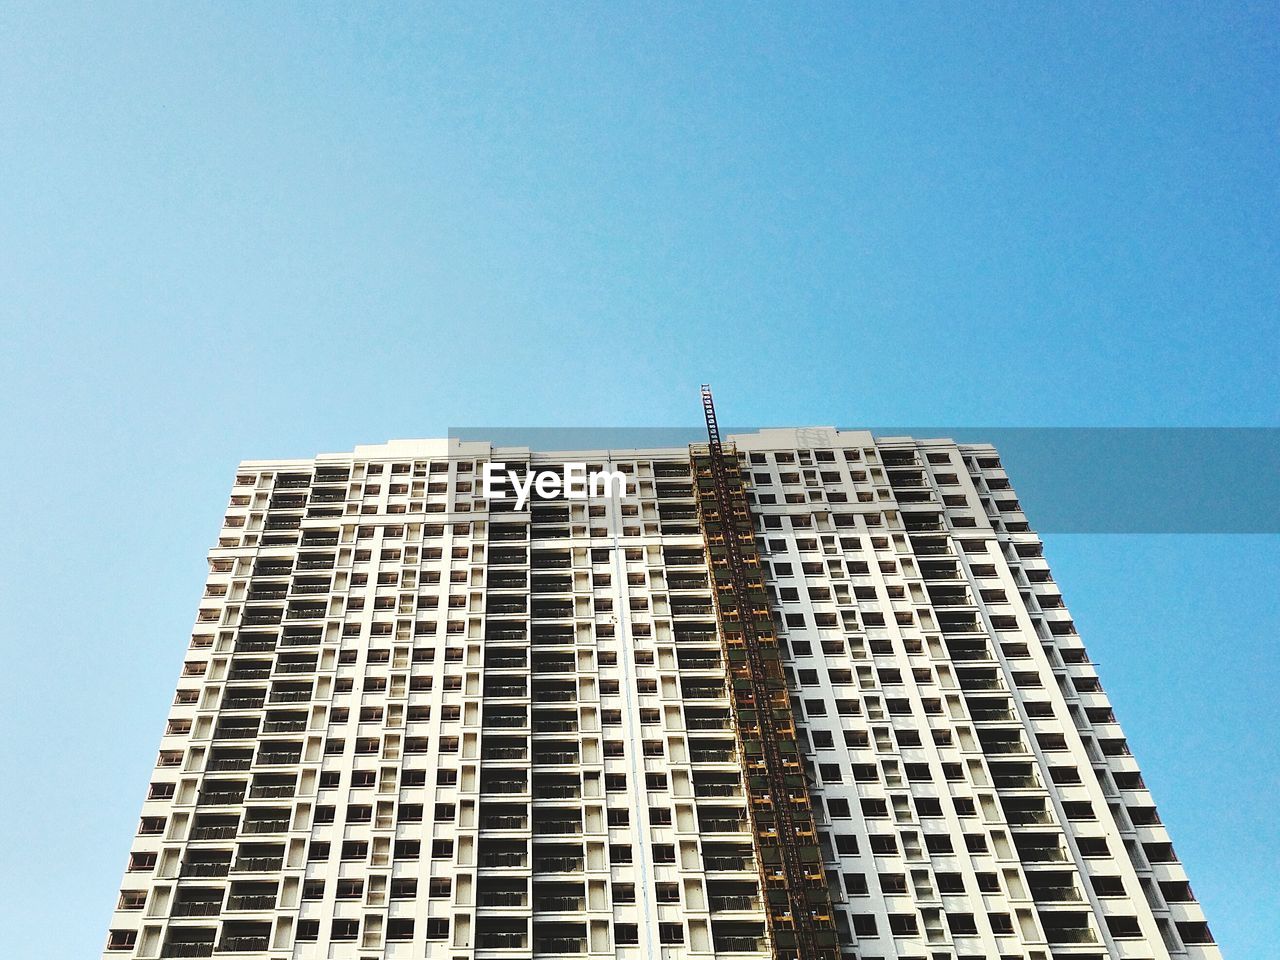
[869,835,897,855]
[340,840,367,860]
[947,913,978,936]
[387,918,415,941]
[924,835,953,854]
[842,873,868,896]
[610,844,633,863]
[935,873,964,894]
[336,879,363,899]
[117,890,147,910]
[879,873,907,894]
[426,918,450,940]
[331,919,360,941]
[852,914,878,937]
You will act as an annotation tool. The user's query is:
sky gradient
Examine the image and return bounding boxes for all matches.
[0,3,1276,957]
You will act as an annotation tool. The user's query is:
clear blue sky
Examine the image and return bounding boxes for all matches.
[0,3,1276,957]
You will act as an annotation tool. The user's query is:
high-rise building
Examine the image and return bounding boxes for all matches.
[102,419,1219,960]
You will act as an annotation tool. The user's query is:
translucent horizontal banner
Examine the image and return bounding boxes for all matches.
[448,427,1280,534]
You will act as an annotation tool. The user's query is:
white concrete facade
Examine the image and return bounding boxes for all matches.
[103,429,1219,960]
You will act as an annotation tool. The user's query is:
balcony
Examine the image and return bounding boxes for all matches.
[241,819,289,835]
[261,716,306,734]
[232,637,275,653]
[256,752,303,768]
[480,852,528,868]
[481,780,529,796]
[532,719,577,734]
[231,857,283,873]
[171,897,222,918]
[1033,886,1083,902]
[482,815,529,830]
[245,588,287,603]
[180,859,230,878]
[226,894,276,911]
[218,936,270,953]
[212,723,259,743]
[704,856,752,871]
[485,684,529,699]
[533,820,582,837]
[478,892,528,908]
[190,822,238,841]
[533,857,584,873]
[206,756,251,772]
[714,936,767,952]
[273,660,315,675]
[160,942,214,958]
[483,746,529,762]
[487,599,528,616]
[268,687,311,704]
[534,937,586,954]
[221,695,266,710]
[1043,926,1098,944]
[477,932,529,950]
[248,782,294,800]
[699,819,749,834]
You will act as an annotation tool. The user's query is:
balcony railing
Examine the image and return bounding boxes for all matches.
[534,857,584,873]
[533,937,586,954]
[483,748,527,761]
[241,820,289,834]
[704,857,751,870]
[190,825,238,840]
[533,753,578,765]
[695,784,742,798]
[714,937,766,952]
[1045,928,1098,944]
[482,816,528,830]
[248,784,295,799]
[206,758,250,772]
[479,852,527,868]
[478,891,527,907]
[534,785,579,799]
[533,821,581,835]
[268,690,311,703]
[1033,887,1083,902]
[477,934,528,949]
[232,857,284,872]
[218,937,270,952]
[261,720,305,733]
[171,901,221,917]
[160,944,214,958]
[180,862,230,877]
